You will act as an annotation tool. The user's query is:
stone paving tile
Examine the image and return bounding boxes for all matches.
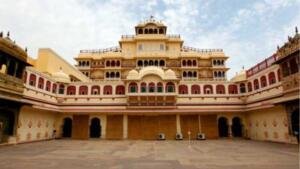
[0,139,298,169]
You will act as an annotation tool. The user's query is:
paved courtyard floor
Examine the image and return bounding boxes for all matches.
[0,139,298,169]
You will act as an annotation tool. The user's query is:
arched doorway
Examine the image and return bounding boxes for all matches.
[231,117,242,137]
[0,110,15,143]
[90,118,101,138]
[291,109,299,142]
[218,117,228,137]
[62,118,72,138]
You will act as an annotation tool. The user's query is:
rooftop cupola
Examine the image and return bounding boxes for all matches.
[135,16,167,35]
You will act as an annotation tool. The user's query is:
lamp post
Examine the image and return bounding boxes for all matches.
[188,130,191,148]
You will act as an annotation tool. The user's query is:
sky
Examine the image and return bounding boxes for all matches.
[0,0,299,78]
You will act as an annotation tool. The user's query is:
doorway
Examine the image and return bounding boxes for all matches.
[90,118,101,138]
[231,117,242,137]
[62,117,72,138]
[218,117,228,137]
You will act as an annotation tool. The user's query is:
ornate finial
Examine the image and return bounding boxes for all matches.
[59,67,62,70]
[7,31,10,37]
[0,32,2,37]
[242,66,245,70]
[296,26,298,34]
[150,15,154,19]
[25,47,28,52]
[277,45,280,50]
[13,40,16,44]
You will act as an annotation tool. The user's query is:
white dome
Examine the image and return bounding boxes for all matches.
[165,69,177,79]
[52,69,70,83]
[230,70,246,82]
[126,69,139,80]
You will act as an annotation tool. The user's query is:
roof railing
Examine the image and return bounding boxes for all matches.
[80,46,121,54]
[181,46,223,53]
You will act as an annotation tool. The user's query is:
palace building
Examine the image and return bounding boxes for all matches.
[0,18,299,144]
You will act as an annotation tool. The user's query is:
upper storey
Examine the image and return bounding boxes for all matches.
[77,17,227,60]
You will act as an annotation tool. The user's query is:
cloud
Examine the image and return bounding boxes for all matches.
[0,0,299,79]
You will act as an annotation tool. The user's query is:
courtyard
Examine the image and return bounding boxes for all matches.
[0,139,298,169]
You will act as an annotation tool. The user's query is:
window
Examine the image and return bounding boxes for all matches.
[254,79,259,90]
[29,74,36,86]
[141,82,146,93]
[116,85,125,95]
[204,85,213,94]
[38,77,44,89]
[166,82,175,92]
[91,86,100,95]
[216,85,225,94]
[79,86,88,95]
[157,82,163,93]
[247,82,252,92]
[46,81,51,91]
[103,85,112,95]
[67,86,76,95]
[52,84,57,93]
[129,82,138,93]
[228,85,238,94]
[260,76,267,88]
[179,85,188,94]
[239,83,246,93]
[149,83,155,92]
[59,84,65,94]
[268,72,276,85]
[191,85,200,94]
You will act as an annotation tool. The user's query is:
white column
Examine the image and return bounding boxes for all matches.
[176,114,181,134]
[123,114,128,139]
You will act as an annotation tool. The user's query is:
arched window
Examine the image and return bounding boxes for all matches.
[193,71,197,77]
[45,81,51,91]
[260,76,267,88]
[191,85,200,94]
[268,72,276,85]
[111,60,116,67]
[149,29,153,34]
[239,83,246,93]
[67,86,76,95]
[106,61,110,67]
[116,85,125,95]
[204,85,213,94]
[157,82,163,93]
[144,60,148,66]
[145,29,149,34]
[218,71,222,77]
[116,60,120,67]
[213,60,216,65]
[79,86,88,95]
[116,72,120,78]
[149,82,155,92]
[137,60,143,67]
[149,60,154,66]
[254,79,259,90]
[129,82,138,93]
[140,82,147,93]
[247,82,252,92]
[187,60,192,66]
[216,85,225,94]
[138,29,143,34]
[188,71,193,77]
[228,84,238,94]
[58,84,65,94]
[217,60,221,65]
[159,28,164,34]
[154,29,158,34]
[183,71,187,77]
[154,60,158,66]
[110,72,115,78]
[166,82,175,92]
[182,60,186,66]
[159,60,165,66]
[214,72,217,77]
[38,77,44,89]
[91,85,100,95]
[105,72,110,78]
[179,85,188,94]
[103,85,112,95]
[192,60,197,66]
[29,74,36,86]
[52,83,57,93]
